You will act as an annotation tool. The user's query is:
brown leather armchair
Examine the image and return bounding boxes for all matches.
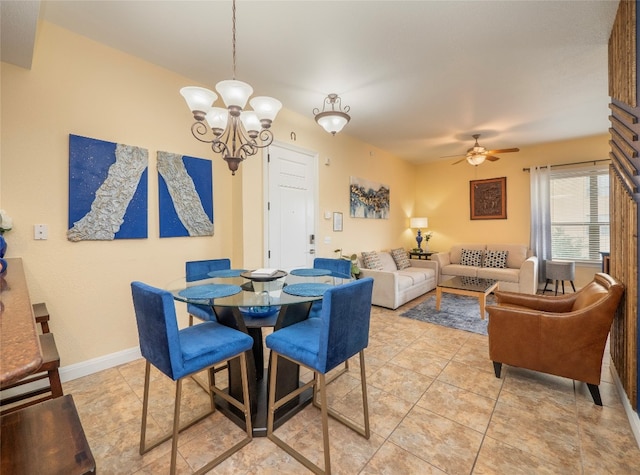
[487,273,624,405]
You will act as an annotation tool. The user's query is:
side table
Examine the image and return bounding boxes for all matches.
[409,251,435,260]
[543,260,576,295]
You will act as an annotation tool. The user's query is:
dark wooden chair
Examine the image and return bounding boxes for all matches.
[0,303,63,415]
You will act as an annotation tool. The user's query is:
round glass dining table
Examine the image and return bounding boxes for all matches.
[166,269,349,437]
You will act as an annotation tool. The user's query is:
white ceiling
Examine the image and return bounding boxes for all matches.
[2,0,619,164]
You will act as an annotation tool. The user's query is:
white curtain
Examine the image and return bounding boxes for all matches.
[530,166,551,284]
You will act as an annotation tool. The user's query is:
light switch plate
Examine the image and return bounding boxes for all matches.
[34,224,48,240]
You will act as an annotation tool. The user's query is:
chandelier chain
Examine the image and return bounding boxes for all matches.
[232,0,236,80]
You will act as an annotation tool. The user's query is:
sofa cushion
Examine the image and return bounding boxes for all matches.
[361,251,383,270]
[486,243,527,269]
[450,244,486,264]
[477,267,520,283]
[461,249,483,267]
[378,252,398,272]
[396,268,432,290]
[484,250,508,268]
[390,248,411,270]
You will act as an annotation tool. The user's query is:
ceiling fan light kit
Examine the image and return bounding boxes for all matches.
[450,134,520,166]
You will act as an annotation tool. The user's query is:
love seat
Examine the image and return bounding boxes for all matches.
[432,243,538,294]
[357,249,437,309]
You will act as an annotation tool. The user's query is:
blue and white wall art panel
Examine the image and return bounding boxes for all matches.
[157,152,213,238]
[350,176,390,219]
[68,134,148,241]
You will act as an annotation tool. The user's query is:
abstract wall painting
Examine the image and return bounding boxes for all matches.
[68,134,148,241]
[157,152,213,237]
[350,176,390,219]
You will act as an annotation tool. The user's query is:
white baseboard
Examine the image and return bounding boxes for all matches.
[1,346,141,400]
[60,346,142,382]
[611,364,640,449]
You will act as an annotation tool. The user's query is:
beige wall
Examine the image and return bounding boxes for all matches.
[1,21,610,369]
[0,22,415,366]
[414,133,611,287]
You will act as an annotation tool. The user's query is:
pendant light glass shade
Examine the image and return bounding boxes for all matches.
[240,111,261,134]
[205,107,229,131]
[249,96,282,122]
[215,79,253,109]
[180,87,218,117]
[316,112,349,135]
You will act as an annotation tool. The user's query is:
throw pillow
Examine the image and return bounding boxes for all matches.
[361,251,383,270]
[484,250,508,268]
[390,248,411,270]
[460,249,483,267]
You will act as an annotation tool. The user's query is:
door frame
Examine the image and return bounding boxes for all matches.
[262,140,319,268]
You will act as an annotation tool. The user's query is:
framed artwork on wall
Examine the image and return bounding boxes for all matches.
[333,212,343,232]
[470,176,507,220]
[349,176,390,219]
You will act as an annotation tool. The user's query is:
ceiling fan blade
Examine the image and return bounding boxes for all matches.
[440,153,466,158]
[451,157,467,165]
[486,155,501,162]
[486,148,520,154]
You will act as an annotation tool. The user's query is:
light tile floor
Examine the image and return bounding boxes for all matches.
[64,292,640,474]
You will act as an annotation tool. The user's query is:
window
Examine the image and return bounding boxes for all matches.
[549,167,609,263]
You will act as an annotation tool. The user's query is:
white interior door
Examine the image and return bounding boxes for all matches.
[265,144,317,270]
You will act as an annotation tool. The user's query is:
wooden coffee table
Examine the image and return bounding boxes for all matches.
[436,276,498,320]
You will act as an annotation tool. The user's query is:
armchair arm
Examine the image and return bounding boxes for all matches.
[494,290,576,313]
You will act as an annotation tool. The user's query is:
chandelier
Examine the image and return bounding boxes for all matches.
[180,0,281,175]
[313,93,351,135]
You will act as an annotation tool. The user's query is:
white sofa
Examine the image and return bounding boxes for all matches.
[432,243,538,294]
[358,250,438,309]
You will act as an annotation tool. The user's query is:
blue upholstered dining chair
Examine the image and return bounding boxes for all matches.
[265,277,374,475]
[313,257,352,279]
[185,258,231,325]
[131,281,253,475]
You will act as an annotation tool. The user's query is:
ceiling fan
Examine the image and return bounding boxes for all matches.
[446,134,520,166]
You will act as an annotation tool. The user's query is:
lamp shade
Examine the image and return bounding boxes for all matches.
[215,79,253,109]
[410,217,428,229]
[205,107,228,131]
[240,111,261,133]
[249,96,282,122]
[180,86,217,113]
[315,111,350,135]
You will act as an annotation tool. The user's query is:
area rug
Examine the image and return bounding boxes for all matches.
[400,293,495,335]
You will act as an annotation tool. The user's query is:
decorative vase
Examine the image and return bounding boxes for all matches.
[424,242,429,252]
[0,234,6,258]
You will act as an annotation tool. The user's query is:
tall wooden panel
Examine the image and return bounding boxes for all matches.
[608,0,640,411]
